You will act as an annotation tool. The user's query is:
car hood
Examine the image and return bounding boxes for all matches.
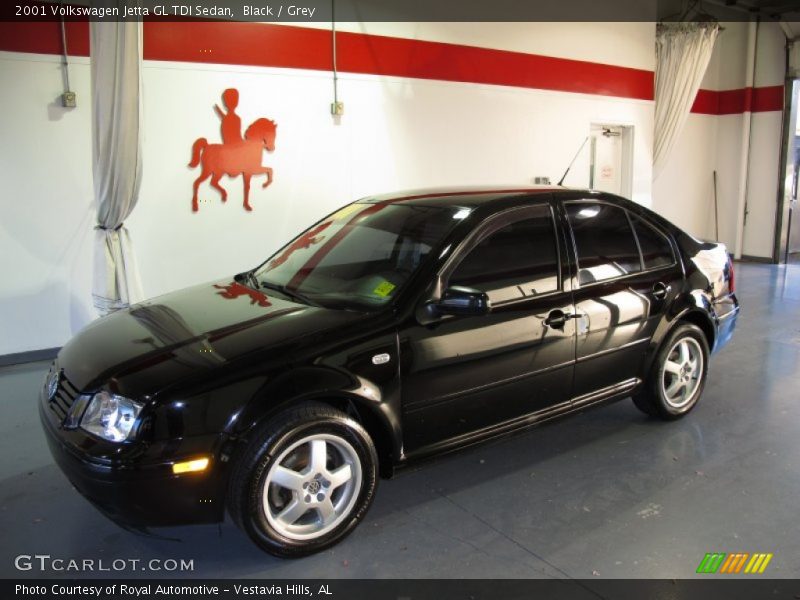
[58,279,367,397]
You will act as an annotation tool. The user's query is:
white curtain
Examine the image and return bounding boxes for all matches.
[90,19,144,315]
[653,22,719,179]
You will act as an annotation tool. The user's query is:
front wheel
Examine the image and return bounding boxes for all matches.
[227,402,378,557]
[633,323,709,420]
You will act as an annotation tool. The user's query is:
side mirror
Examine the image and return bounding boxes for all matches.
[434,286,491,317]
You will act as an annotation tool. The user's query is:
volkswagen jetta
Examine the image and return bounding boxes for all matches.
[40,187,739,556]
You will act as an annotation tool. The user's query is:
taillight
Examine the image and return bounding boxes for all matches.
[728,257,735,294]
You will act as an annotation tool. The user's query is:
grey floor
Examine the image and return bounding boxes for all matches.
[1,262,799,579]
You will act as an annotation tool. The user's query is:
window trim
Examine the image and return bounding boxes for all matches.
[563,199,678,289]
[438,203,563,306]
[626,210,646,273]
[628,211,677,272]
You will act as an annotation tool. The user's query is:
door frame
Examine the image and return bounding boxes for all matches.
[589,122,635,200]
[416,200,562,322]
[773,77,799,263]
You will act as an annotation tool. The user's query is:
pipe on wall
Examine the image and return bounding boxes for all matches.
[734,19,758,259]
[778,21,795,43]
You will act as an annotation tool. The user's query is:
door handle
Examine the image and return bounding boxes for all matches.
[544,309,578,329]
[651,282,671,300]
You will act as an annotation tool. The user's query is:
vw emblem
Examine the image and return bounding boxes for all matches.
[46,367,59,400]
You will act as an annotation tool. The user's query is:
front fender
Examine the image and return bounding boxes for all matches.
[230,365,401,462]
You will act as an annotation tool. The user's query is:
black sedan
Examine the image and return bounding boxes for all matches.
[40,187,739,557]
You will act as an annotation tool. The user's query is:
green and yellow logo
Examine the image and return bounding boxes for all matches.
[696,552,773,574]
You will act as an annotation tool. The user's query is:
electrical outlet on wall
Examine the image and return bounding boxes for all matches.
[61,91,76,108]
[330,101,344,116]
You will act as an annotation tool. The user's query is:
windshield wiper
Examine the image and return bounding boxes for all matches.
[259,280,320,307]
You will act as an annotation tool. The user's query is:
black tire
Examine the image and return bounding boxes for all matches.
[227,401,378,557]
[632,323,709,420]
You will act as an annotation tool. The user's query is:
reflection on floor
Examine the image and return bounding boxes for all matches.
[1,263,799,579]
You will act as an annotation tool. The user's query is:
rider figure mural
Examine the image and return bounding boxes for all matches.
[190,88,278,212]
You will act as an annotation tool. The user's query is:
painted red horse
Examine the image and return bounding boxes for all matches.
[213,282,272,307]
[189,117,277,212]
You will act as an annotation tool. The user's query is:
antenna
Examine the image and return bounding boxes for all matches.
[557,136,589,186]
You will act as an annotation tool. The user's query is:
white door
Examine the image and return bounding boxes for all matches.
[590,125,624,195]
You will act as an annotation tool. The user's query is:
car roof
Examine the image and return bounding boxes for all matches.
[360,186,565,208]
[354,187,679,236]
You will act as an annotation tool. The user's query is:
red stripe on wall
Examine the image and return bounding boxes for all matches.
[144,21,330,71]
[338,27,652,99]
[0,20,783,114]
[144,21,654,100]
[749,85,784,112]
[720,87,754,114]
[691,85,784,114]
[0,20,89,56]
[690,89,719,114]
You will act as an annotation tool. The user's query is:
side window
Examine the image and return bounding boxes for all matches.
[449,208,559,304]
[631,215,674,270]
[566,202,641,284]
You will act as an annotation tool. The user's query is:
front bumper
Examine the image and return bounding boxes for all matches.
[39,390,226,528]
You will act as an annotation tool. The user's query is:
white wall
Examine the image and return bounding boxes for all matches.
[132,60,655,301]
[2,21,656,356]
[742,22,786,258]
[651,113,719,239]
[0,54,95,355]
[653,21,787,258]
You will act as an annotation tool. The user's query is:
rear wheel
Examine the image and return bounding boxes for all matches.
[228,402,378,557]
[633,323,709,420]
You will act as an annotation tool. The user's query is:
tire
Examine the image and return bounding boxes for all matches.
[632,323,709,420]
[227,401,378,557]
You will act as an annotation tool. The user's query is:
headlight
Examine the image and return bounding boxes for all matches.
[80,390,143,442]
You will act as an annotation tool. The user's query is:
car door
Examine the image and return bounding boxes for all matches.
[400,202,577,456]
[561,198,682,400]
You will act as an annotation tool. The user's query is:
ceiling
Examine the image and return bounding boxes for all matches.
[716,0,800,19]
[659,0,800,24]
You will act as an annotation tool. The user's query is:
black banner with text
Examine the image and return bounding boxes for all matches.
[6,579,800,600]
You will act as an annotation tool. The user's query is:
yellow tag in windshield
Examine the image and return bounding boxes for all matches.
[373,281,396,297]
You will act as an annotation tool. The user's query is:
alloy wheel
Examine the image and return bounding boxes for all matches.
[661,337,704,409]
[262,433,362,541]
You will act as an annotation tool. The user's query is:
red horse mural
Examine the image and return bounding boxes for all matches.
[213,282,272,307]
[189,88,278,213]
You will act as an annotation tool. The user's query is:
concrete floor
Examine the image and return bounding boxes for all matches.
[1,262,799,579]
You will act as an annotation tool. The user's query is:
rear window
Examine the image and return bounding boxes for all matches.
[631,215,674,270]
[565,202,641,284]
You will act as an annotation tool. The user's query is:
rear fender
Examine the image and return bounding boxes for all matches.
[640,291,716,378]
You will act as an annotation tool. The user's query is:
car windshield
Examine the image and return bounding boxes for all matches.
[254,202,465,310]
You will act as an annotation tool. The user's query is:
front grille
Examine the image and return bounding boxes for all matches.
[48,374,80,422]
